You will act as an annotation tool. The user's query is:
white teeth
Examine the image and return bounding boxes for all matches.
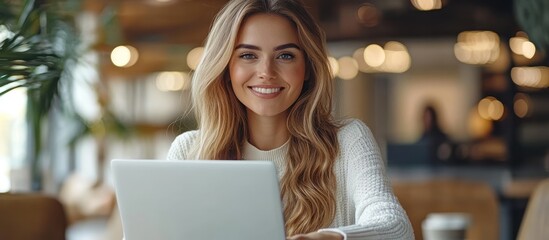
[251,87,281,94]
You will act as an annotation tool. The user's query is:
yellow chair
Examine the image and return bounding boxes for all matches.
[392,179,499,240]
[517,178,549,240]
[0,193,68,240]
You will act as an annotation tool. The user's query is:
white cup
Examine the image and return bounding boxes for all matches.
[422,213,471,240]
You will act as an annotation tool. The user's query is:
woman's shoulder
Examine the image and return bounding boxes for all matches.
[338,118,374,142]
[174,130,199,143]
[167,130,199,160]
[336,119,382,165]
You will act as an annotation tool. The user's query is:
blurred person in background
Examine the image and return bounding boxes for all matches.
[417,103,454,164]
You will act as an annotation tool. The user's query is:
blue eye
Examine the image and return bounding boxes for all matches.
[278,53,294,60]
[239,53,256,59]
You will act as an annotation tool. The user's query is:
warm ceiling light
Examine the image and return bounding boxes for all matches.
[478,96,505,121]
[509,32,536,59]
[511,67,541,87]
[521,41,536,59]
[382,41,411,73]
[337,56,359,80]
[454,31,500,65]
[353,48,374,73]
[111,45,138,67]
[155,71,189,92]
[511,66,549,88]
[357,3,381,27]
[510,37,527,55]
[186,47,204,70]
[478,97,493,120]
[514,93,530,118]
[468,108,493,139]
[487,98,504,120]
[411,0,442,11]
[363,44,385,67]
[352,42,411,73]
[384,41,407,52]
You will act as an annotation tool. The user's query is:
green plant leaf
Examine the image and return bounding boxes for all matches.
[18,0,36,28]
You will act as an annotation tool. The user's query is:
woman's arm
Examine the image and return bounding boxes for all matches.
[334,120,414,240]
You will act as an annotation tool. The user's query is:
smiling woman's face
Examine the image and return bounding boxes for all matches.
[229,13,306,120]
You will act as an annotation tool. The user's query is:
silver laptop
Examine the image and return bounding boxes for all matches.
[111,159,286,240]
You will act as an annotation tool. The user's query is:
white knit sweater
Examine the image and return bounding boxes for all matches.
[167,119,414,240]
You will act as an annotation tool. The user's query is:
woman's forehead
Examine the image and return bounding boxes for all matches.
[235,13,300,47]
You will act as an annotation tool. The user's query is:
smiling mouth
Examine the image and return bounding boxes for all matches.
[250,87,283,94]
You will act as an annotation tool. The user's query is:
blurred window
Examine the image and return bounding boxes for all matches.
[0,89,27,192]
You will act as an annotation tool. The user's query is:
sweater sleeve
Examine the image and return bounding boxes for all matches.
[335,120,414,240]
[167,130,198,160]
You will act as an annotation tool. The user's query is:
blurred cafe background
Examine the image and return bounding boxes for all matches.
[1,0,548,239]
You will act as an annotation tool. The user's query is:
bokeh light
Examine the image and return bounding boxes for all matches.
[352,48,373,73]
[511,66,549,88]
[513,93,530,118]
[337,56,359,80]
[186,47,204,70]
[364,44,385,68]
[110,45,139,67]
[454,31,500,65]
[357,3,381,27]
[155,71,190,91]
[478,96,504,121]
[509,32,536,59]
[469,108,493,139]
[411,0,442,11]
[381,41,411,73]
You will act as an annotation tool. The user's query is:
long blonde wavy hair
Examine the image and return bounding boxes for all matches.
[189,0,340,235]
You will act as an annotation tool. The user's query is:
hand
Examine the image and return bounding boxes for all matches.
[286,231,344,240]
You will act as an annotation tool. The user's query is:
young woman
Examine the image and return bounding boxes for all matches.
[167,0,414,239]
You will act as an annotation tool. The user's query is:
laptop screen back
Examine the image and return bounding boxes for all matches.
[111,159,286,240]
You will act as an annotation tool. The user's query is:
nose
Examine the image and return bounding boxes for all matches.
[258,59,276,80]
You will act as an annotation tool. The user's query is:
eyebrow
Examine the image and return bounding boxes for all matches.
[234,43,301,51]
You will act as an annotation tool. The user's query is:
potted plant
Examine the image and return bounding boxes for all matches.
[0,0,81,190]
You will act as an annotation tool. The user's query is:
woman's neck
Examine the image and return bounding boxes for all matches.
[247,111,290,151]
